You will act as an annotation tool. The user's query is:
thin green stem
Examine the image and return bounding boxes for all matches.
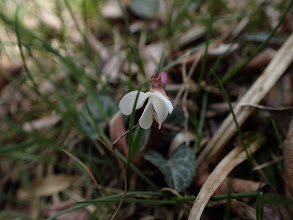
[196,0,216,97]
[211,69,253,165]
[270,117,283,147]
[80,191,259,204]
[47,191,259,219]
[194,93,208,151]
[128,90,142,164]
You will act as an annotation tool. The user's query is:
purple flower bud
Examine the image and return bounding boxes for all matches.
[160,72,168,86]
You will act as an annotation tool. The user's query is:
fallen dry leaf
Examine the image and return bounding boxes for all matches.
[142,42,165,78]
[175,25,205,47]
[194,172,264,196]
[231,200,257,220]
[265,5,280,29]
[168,131,196,158]
[101,0,123,19]
[109,113,128,157]
[245,48,277,72]
[38,11,62,32]
[109,113,144,170]
[208,43,239,56]
[22,112,62,132]
[17,175,78,199]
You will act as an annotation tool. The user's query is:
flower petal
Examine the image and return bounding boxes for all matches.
[119,91,150,115]
[150,96,169,129]
[147,91,173,114]
[139,100,153,129]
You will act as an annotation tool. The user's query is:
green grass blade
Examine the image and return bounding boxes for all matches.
[128,126,143,163]
[211,69,252,164]
[117,0,146,77]
[128,89,143,164]
[256,190,264,220]
[46,191,259,219]
[46,204,88,220]
[0,141,35,154]
[270,117,283,147]
[194,93,208,151]
[0,114,62,151]
[157,43,168,73]
[80,191,259,204]
[197,0,216,97]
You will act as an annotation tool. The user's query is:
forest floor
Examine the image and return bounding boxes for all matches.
[1,0,293,219]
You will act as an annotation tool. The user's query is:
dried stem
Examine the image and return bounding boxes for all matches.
[62,149,103,196]
[112,124,139,146]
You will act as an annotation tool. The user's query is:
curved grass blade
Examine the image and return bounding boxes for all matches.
[157,43,168,73]
[211,69,252,164]
[46,204,88,220]
[197,0,216,97]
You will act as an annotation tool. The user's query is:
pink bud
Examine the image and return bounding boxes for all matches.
[160,72,168,86]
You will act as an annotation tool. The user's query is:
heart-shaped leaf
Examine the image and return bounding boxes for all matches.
[143,145,196,192]
[129,0,159,19]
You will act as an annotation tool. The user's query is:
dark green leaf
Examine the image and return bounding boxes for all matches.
[143,145,196,192]
[79,94,118,138]
[129,0,159,19]
[165,107,185,127]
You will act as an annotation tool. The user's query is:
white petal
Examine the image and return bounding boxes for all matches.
[150,96,169,129]
[147,91,173,114]
[119,91,150,115]
[139,100,153,129]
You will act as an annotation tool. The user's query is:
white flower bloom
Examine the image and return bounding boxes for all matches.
[119,90,173,129]
[119,71,173,129]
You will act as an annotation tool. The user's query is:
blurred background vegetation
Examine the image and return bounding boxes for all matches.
[0,0,293,219]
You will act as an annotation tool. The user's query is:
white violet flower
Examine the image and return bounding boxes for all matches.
[119,71,173,129]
